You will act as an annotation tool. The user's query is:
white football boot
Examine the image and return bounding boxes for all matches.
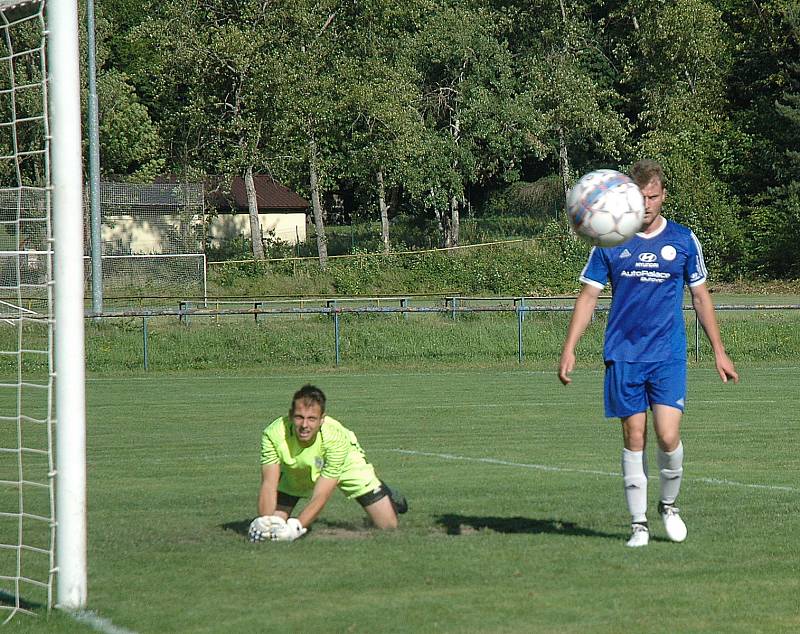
[625,522,650,548]
[659,502,687,542]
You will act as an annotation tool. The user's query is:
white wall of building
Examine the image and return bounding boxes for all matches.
[206,213,307,247]
[101,212,307,254]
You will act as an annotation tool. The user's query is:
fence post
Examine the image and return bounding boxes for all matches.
[401,297,409,320]
[142,316,149,371]
[517,305,524,364]
[180,301,191,326]
[333,308,340,366]
[255,301,262,324]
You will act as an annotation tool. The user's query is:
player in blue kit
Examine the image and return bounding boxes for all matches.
[558,159,738,547]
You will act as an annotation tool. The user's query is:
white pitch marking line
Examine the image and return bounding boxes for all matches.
[693,400,778,403]
[390,449,616,477]
[70,610,138,634]
[389,449,799,493]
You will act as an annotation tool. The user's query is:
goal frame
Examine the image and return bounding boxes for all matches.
[46,0,87,611]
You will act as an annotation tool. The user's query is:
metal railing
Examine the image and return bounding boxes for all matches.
[67,300,800,370]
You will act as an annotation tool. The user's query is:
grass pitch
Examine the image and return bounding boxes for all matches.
[4,366,799,632]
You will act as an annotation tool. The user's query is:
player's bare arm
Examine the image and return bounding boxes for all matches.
[690,283,739,384]
[257,463,281,516]
[559,284,602,385]
[296,476,338,528]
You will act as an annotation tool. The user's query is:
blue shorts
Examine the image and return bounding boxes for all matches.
[603,359,686,419]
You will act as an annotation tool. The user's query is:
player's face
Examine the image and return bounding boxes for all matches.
[290,400,324,446]
[640,178,666,232]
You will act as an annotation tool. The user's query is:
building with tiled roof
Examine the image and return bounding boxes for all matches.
[207,175,309,213]
[206,175,309,246]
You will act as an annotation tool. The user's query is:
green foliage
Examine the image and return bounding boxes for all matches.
[745,24,800,278]
[207,238,590,298]
[658,155,744,280]
[205,232,297,263]
[54,302,800,373]
[93,0,800,281]
[458,216,553,243]
[482,174,565,218]
[327,249,385,295]
[744,184,800,278]
[0,17,46,186]
[97,70,164,180]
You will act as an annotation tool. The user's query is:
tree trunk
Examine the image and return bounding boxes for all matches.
[432,192,452,248]
[376,169,390,253]
[309,139,328,269]
[450,194,460,248]
[558,126,571,202]
[449,115,461,249]
[244,165,264,260]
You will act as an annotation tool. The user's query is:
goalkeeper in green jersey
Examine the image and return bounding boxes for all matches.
[248,384,407,542]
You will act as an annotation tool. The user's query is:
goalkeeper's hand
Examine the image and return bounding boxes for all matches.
[271,518,307,542]
[248,515,286,542]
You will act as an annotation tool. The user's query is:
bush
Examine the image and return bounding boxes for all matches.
[207,235,591,298]
[744,183,800,278]
[483,174,565,218]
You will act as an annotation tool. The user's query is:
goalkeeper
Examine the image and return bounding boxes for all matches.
[249,384,407,542]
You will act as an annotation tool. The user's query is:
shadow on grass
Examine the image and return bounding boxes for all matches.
[224,515,641,543]
[221,519,252,537]
[435,514,622,540]
[0,589,44,611]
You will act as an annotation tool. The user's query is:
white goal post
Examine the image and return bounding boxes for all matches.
[0,0,86,621]
[47,0,87,612]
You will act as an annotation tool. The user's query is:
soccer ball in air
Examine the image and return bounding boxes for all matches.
[566,169,645,247]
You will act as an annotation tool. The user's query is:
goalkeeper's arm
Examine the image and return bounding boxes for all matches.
[257,463,281,516]
[295,476,338,528]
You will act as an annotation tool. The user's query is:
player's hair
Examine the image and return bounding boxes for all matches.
[291,384,326,414]
[630,159,666,189]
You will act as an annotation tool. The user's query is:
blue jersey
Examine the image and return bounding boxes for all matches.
[579,218,707,362]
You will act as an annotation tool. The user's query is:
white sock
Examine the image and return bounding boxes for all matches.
[657,442,684,505]
[622,448,648,524]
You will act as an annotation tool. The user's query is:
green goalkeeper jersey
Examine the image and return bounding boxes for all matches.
[260,415,380,498]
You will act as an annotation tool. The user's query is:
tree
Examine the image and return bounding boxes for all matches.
[83,3,164,180]
[498,0,628,201]
[328,2,429,252]
[401,4,533,247]
[613,0,744,276]
[95,70,164,180]
[126,1,293,259]
[743,5,800,276]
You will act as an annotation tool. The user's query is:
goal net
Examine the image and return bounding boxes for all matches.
[84,253,207,300]
[0,0,86,621]
[0,183,208,301]
[89,180,207,300]
[0,0,54,621]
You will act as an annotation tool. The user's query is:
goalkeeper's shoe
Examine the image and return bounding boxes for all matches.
[659,502,687,542]
[625,522,649,548]
[386,484,408,515]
